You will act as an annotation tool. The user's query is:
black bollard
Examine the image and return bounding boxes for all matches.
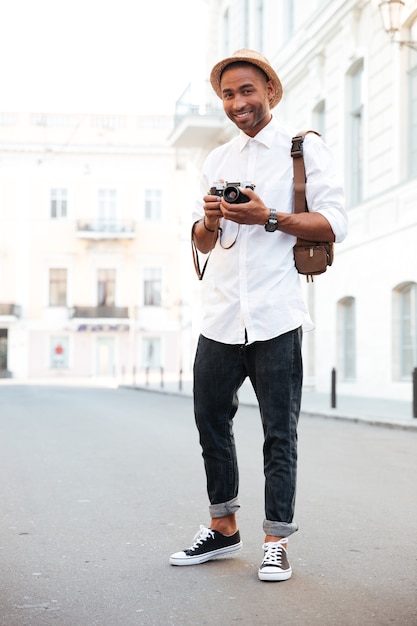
[331,367,337,408]
[413,368,417,418]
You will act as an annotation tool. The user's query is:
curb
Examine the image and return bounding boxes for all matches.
[123,385,417,432]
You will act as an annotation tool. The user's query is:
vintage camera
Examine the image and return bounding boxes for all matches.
[209,181,255,204]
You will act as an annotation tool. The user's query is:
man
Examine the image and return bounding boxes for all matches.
[170,49,347,581]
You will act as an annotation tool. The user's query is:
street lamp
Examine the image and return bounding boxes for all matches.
[378,0,417,49]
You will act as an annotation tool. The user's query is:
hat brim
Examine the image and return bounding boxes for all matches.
[210,52,283,109]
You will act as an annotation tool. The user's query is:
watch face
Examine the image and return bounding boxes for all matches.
[265,219,278,232]
[265,209,278,232]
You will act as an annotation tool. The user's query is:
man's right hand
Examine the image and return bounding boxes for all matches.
[203,194,223,231]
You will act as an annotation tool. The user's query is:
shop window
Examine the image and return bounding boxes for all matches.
[50,336,69,369]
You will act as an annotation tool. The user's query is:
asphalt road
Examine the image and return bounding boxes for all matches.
[0,384,416,626]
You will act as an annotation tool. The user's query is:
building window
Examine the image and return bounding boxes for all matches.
[348,60,364,206]
[98,189,117,224]
[144,268,162,306]
[241,0,249,48]
[50,336,69,369]
[142,337,161,368]
[144,189,162,221]
[49,269,67,307]
[313,100,326,138]
[283,0,295,41]
[0,114,17,126]
[409,20,417,178]
[255,0,264,50]
[97,269,116,307]
[50,188,68,218]
[398,283,417,379]
[223,8,231,56]
[338,297,356,381]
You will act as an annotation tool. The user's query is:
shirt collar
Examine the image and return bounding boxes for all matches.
[238,115,277,151]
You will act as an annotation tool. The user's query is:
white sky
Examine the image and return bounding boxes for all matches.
[0,0,208,115]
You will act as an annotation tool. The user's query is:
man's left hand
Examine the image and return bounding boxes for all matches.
[220,187,268,225]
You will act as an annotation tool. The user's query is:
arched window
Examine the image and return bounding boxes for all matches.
[346,60,364,206]
[338,297,356,381]
[313,99,326,138]
[393,282,417,380]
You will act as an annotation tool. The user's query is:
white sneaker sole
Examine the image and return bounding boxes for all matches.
[170,541,242,566]
[258,566,292,581]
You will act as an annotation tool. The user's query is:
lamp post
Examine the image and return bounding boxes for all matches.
[378,0,417,49]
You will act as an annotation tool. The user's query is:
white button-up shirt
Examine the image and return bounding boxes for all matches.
[193,117,348,346]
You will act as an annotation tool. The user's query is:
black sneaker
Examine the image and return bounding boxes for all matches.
[258,538,292,581]
[170,525,242,566]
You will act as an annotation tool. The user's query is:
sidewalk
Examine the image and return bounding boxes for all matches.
[125,377,417,432]
[1,375,415,431]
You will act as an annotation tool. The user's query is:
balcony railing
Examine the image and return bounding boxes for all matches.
[76,220,135,239]
[169,81,229,148]
[173,80,224,126]
[0,303,21,317]
[71,306,129,319]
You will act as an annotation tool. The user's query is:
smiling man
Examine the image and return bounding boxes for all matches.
[170,50,348,582]
[221,62,274,135]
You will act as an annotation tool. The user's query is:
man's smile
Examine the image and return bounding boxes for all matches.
[234,110,252,120]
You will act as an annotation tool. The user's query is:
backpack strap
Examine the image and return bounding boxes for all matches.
[291,130,321,213]
[291,130,332,283]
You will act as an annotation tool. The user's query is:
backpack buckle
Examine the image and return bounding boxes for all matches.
[291,135,304,158]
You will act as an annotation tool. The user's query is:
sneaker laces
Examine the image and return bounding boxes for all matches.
[189,525,215,552]
[261,538,288,567]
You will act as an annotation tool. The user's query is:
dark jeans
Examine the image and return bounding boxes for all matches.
[193,328,303,538]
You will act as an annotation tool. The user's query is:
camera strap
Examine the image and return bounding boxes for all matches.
[191,219,219,280]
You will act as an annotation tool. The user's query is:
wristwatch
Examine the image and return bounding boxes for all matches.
[264,208,278,232]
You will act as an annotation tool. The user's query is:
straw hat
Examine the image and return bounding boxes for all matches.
[210,49,283,109]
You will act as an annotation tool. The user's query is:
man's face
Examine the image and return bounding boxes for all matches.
[220,63,275,137]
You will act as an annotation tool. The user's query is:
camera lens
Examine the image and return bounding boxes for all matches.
[223,185,240,203]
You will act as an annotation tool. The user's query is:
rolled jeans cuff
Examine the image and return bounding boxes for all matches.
[263,519,299,538]
[209,497,240,518]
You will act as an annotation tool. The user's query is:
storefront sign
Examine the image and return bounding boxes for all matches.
[76,324,130,332]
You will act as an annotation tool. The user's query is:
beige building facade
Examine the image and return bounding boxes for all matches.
[0,113,195,382]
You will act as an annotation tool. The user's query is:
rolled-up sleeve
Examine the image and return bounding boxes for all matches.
[304,134,348,243]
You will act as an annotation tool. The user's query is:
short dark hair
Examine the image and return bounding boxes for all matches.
[220,61,269,84]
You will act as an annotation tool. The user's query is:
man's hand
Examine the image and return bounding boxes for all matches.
[203,193,224,230]
[202,186,335,243]
[219,187,269,225]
